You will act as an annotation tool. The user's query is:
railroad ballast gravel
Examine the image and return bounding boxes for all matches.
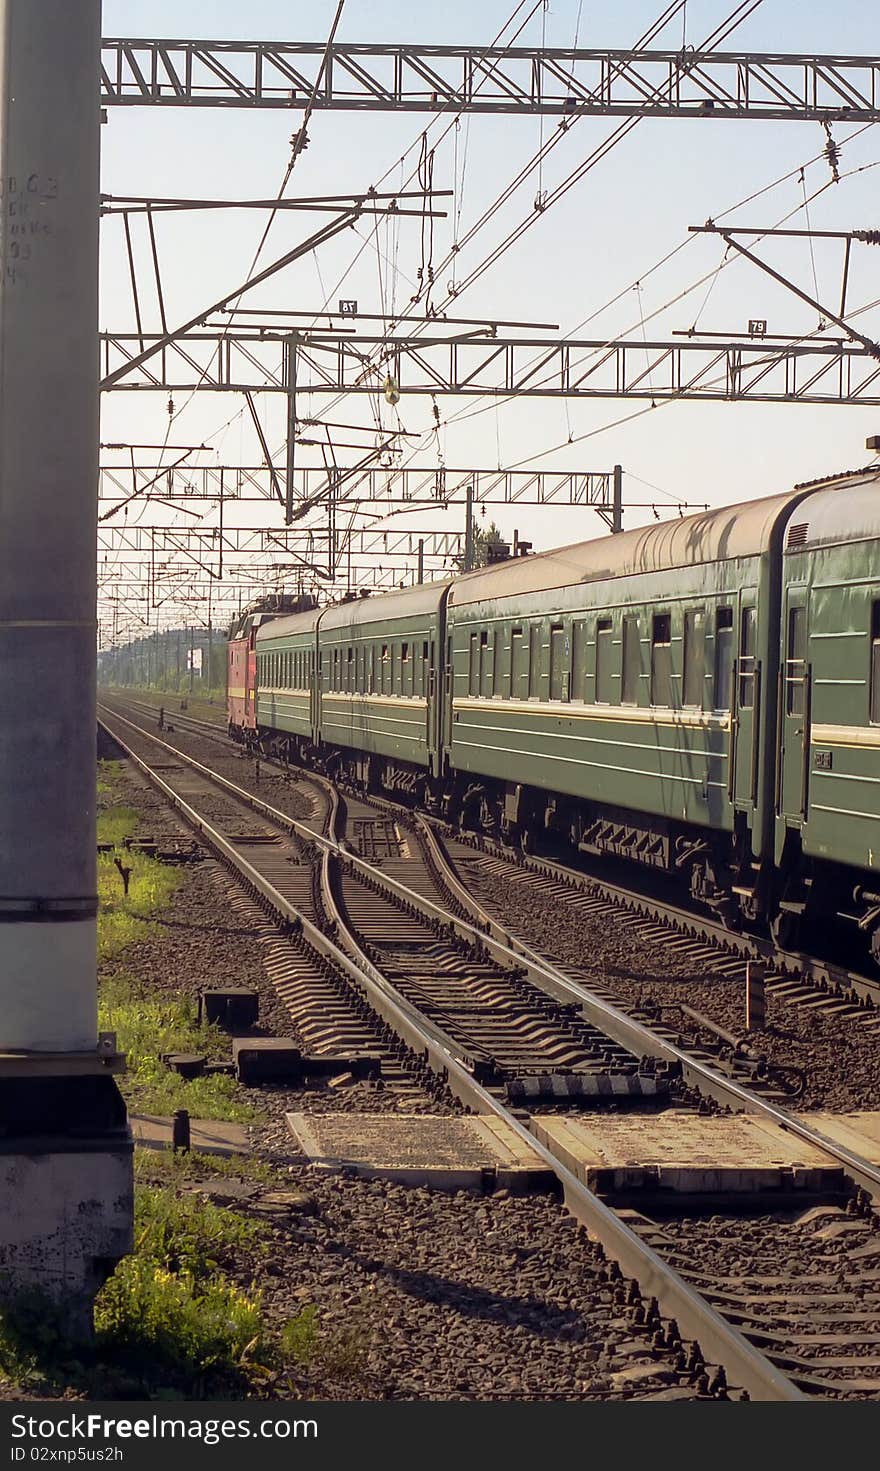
[100,737,699,1400]
[465,861,880,1113]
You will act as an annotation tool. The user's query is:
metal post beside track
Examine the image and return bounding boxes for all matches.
[746,961,767,1032]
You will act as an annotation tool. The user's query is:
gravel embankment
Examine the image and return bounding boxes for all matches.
[466,861,880,1113]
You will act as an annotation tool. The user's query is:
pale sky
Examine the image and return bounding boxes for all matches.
[98,1,880,635]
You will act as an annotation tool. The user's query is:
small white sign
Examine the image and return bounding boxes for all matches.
[187,647,203,673]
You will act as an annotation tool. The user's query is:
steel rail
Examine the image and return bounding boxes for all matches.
[97,701,880,1203]
[450,827,880,1009]
[98,706,806,1401]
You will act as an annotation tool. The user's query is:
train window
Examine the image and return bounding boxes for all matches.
[714,607,734,710]
[683,610,706,708]
[468,632,480,696]
[528,623,542,699]
[786,606,807,716]
[651,613,673,707]
[479,631,493,698]
[739,607,757,709]
[492,629,505,694]
[621,615,640,705]
[380,644,388,694]
[595,618,614,704]
[571,620,587,702]
[871,603,880,724]
[511,627,528,698]
[549,624,569,702]
[347,646,354,693]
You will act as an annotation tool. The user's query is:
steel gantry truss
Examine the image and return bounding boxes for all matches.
[99,329,880,405]
[96,31,880,636]
[99,524,465,566]
[99,40,880,121]
[98,464,624,511]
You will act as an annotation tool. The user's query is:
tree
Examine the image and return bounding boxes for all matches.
[456,519,506,571]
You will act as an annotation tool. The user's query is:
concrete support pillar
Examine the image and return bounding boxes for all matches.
[0,0,99,1048]
[0,0,131,1331]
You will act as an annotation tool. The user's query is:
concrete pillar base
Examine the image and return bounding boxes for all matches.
[0,1139,133,1342]
[0,1062,132,1341]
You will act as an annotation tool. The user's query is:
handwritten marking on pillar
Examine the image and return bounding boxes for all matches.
[0,173,59,288]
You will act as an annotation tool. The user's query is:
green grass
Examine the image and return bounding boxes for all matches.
[99,974,258,1123]
[97,758,126,799]
[0,1182,271,1396]
[97,836,181,963]
[0,1167,367,1398]
[96,780,259,1123]
[131,1184,267,1280]
[95,1260,266,1380]
[97,804,140,847]
[134,1147,280,1187]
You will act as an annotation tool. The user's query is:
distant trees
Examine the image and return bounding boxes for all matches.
[456,519,506,571]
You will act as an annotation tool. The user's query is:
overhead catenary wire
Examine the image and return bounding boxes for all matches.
[354,127,880,504]
[311,0,762,436]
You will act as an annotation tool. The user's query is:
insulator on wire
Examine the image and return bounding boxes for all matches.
[823,122,841,183]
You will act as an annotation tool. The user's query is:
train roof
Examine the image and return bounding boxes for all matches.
[449,489,805,607]
[783,468,880,552]
[318,580,451,632]
[255,606,323,643]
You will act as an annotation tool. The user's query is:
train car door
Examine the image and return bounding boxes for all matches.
[246,634,257,729]
[779,586,810,824]
[733,600,759,805]
[549,623,570,702]
[426,641,437,774]
[442,631,454,766]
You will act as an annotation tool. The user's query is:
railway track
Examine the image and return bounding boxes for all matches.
[102,689,880,1027]
[98,699,880,1401]
[101,691,880,1114]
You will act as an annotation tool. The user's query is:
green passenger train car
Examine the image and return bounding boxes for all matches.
[255,606,320,743]
[775,473,880,953]
[444,492,808,918]
[236,468,880,960]
[316,585,448,793]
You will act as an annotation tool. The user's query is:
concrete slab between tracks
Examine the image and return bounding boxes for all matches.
[131,1113,251,1157]
[530,1111,845,1202]
[285,1112,554,1192]
[796,1111,880,1161]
